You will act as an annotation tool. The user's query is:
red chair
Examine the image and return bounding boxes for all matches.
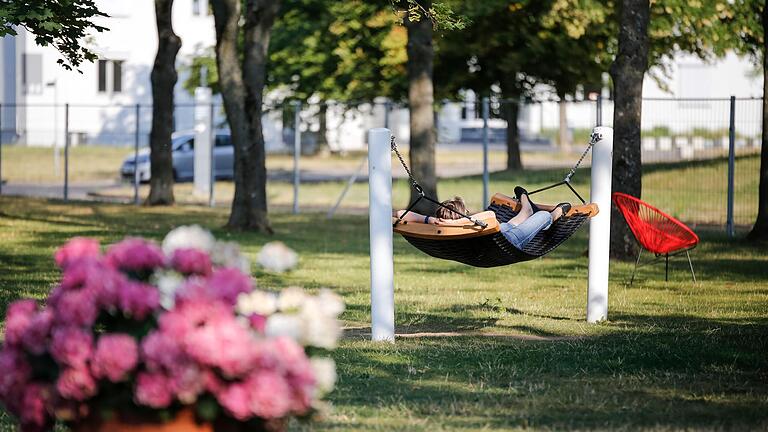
[612,192,699,283]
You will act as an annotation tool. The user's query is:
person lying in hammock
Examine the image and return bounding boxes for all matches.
[394,187,571,250]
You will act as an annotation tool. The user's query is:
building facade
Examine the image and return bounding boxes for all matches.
[0,0,763,151]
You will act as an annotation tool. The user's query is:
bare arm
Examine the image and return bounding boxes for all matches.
[392,209,438,224]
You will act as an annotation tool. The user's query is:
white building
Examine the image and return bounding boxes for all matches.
[0,0,763,151]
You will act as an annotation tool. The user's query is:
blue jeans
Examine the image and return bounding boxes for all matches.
[500,210,553,250]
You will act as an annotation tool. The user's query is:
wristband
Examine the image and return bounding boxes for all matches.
[424,215,430,224]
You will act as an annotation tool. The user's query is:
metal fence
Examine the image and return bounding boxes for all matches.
[0,97,762,234]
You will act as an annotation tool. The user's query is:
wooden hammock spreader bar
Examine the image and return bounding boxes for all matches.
[488,193,599,218]
[392,210,500,240]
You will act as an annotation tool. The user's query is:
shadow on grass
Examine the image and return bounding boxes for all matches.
[329,311,768,430]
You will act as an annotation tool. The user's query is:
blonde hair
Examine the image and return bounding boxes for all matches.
[435,196,468,220]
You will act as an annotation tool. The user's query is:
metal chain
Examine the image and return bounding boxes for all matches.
[564,132,601,183]
[390,136,424,194]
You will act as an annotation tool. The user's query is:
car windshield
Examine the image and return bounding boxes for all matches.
[172,136,193,151]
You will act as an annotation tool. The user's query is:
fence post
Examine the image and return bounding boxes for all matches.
[64,103,69,202]
[134,104,140,205]
[727,95,736,238]
[596,94,603,127]
[368,127,394,342]
[292,100,301,214]
[384,101,392,129]
[482,96,490,208]
[209,103,216,208]
[0,103,3,196]
[587,126,613,323]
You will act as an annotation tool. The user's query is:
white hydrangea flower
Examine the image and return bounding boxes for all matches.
[315,288,345,317]
[257,241,298,273]
[152,270,185,310]
[211,241,250,273]
[265,313,304,341]
[302,314,341,349]
[310,357,337,397]
[236,290,278,316]
[277,286,307,312]
[162,225,216,255]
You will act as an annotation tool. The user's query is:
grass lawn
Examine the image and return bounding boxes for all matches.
[1,195,767,431]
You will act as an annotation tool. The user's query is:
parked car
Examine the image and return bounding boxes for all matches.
[121,131,233,182]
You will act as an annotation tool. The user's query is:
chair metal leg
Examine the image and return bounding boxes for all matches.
[686,250,696,283]
[630,248,642,285]
[665,254,669,282]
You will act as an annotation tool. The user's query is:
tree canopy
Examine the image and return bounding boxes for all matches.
[0,0,107,70]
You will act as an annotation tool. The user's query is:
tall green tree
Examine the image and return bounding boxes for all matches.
[268,0,408,153]
[609,0,650,259]
[724,0,768,241]
[147,0,181,206]
[211,0,280,232]
[0,0,107,70]
[435,0,611,170]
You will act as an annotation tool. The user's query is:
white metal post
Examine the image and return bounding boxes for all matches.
[193,87,213,197]
[481,96,490,207]
[292,101,301,214]
[587,126,613,323]
[368,128,395,342]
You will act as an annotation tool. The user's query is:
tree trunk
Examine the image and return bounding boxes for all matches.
[406,0,438,214]
[224,0,280,232]
[748,4,768,241]
[501,80,523,170]
[314,103,330,156]
[146,0,181,206]
[609,0,650,259]
[558,96,571,152]
[211,0,276,232]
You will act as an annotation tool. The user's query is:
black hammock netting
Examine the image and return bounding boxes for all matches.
[391,132,601,268]
[398,199,592,267]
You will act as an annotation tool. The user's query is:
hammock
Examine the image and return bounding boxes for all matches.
[390,132,602,268]
[394,193,598,267]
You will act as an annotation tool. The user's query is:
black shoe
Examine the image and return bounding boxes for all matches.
[514,186,528,200]
[514,186,540,213]
[556,202,572,214]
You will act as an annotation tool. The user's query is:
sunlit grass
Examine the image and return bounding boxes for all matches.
[0,196,766,431]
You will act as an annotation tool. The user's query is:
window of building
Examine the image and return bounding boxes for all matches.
[22,53,43,94]
[98,59,124,94]
[112,60,123,93]
[98,60,108,92]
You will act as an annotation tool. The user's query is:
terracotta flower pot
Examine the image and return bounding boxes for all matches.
[73,409,213,432]
[73,408,282,432]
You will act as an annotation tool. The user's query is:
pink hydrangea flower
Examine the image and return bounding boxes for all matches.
[0,348,32,403]
[216,382,252,421]
[173,278,213,305]
[105,238,166,275]
[184,314,258,378]
[91,334,138,382]
[134,372,173,408]
[158,299,231,339]
[50,287,99,327]
[207,268,253,305]
[21,309,54,355]
[50,327,93,368]
[54,237,101,270]
[117,281,160,320]
[169,363,204,404]
[141,331,185,372]
[170,248,212,276]
[19,382,52,431]
[245,370,293,419]
[248,314,267,333]
[56,367,97,401]
[4,299,38,346]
